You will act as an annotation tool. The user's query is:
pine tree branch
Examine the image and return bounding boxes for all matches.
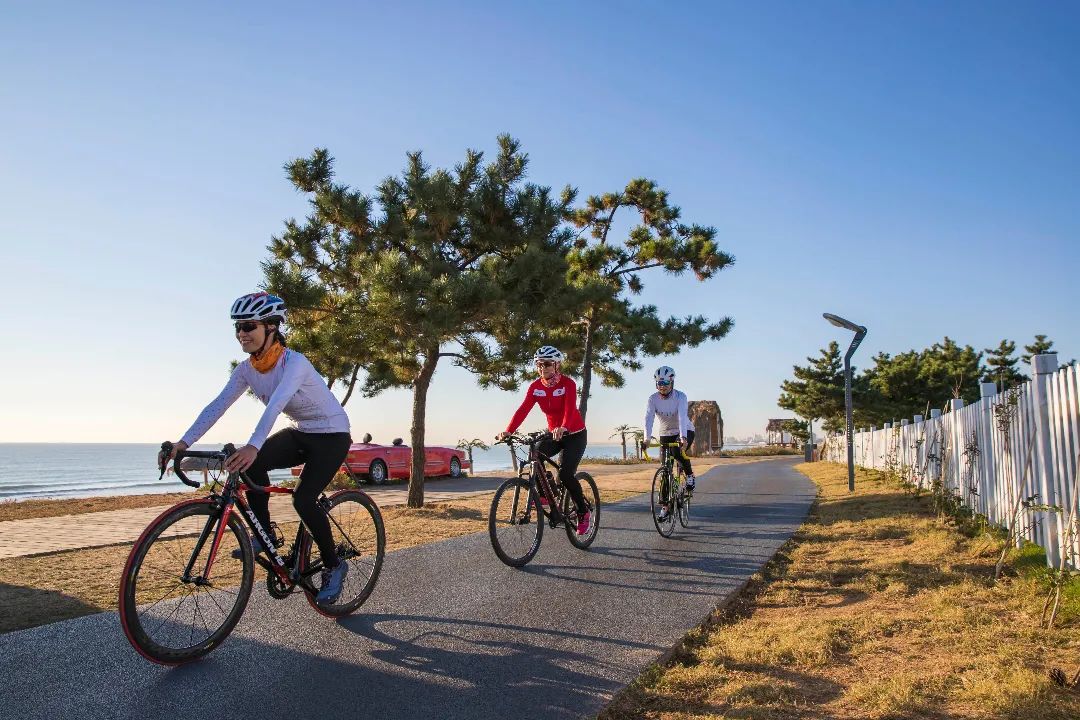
[609,261,664,277]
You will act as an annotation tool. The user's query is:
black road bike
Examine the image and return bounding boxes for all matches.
[487,431,600,567]
[119,442,385,665]
[651,441,691,537]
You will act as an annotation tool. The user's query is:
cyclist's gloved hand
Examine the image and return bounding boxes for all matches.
[495,431,509,442]
[552,427,566,441]
[158,440,188,471]
[224,444,259,473]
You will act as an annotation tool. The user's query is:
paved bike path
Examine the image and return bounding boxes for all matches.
[0,458,814,720]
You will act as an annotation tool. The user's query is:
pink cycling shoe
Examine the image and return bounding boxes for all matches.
[576,510,592,535]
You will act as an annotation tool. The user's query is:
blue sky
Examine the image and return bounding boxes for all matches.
[2,1,1077,445]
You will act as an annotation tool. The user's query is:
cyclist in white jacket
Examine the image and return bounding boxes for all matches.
[645,366,696,520]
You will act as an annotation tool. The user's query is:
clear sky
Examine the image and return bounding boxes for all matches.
[2,1,1077,446]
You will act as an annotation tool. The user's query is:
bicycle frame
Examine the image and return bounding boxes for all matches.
[506,434,568,526]
[170,447,325,596]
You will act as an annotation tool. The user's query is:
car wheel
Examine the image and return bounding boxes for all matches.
[449,456,462,478]
[368,459,388,485]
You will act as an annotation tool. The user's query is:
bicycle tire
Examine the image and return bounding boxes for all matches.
[651,467,676,538]
[563,472,600,549]
[678,486,691,528]
[488,477,543,567]
[119,500,253,665]
[299,490,386,617]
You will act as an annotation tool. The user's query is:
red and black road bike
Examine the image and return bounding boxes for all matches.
[487,431,600,567]
[118,442,385,665]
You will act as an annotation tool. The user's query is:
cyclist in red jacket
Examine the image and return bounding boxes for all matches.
[496,346,591,535]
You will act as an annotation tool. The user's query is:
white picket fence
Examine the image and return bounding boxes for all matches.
[821,354,1080,570]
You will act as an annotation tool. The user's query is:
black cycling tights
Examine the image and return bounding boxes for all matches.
[659,430,695,477]
[537,428,588,514]
[244,428,352,568]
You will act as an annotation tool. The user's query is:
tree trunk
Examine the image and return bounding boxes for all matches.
[407,350,440,508]
[467,447,474,469]
[578,315,595,420]
[620,432,627,460]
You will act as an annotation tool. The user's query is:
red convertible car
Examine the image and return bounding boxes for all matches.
[291,437,469,484]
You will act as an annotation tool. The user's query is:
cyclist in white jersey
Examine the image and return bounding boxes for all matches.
[160,292,352,604]
[645,366,696,520]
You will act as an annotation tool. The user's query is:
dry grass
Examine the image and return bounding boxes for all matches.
[0,491,203,522]
[600,462,1080,720]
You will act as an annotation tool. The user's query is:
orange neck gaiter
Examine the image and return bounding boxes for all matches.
[250,342,284,374]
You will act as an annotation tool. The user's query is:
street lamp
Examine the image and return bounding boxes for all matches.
[823,313,867,492]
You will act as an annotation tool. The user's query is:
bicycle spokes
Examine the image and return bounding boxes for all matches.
[120,502,254,664]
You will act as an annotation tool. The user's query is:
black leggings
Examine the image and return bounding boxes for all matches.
[537,428,588,514]
[244,428,352,568]
[659,430,695,477]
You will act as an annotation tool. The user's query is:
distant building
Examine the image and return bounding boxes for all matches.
[766,419,796,447]
[688,400,723,455]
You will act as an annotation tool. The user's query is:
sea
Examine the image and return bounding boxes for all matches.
[0,441,739,501]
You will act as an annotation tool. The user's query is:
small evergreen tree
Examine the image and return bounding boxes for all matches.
[1021,334,1055,365]
[982,339,1026,390]
[778,342,849,433]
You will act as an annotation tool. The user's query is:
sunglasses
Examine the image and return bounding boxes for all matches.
[234,321,262,333]
[656,380,672,387]
[536,361,557,368]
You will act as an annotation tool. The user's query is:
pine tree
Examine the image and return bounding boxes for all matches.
[778,342,848,432]
[1021,334,1055,365]
[551,180,735,419]
[263,136,572,507]
[982,339,1026,390]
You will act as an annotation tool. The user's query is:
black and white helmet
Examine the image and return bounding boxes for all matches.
[230,292,287,324]
[533,345,565,362]
[654,365,676,383]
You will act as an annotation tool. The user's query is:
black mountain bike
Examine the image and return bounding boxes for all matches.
[651,441,691,537]
[119,442,385,665]
[487,431,600,567]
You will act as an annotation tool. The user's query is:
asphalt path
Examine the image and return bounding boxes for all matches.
[0,458,814,720]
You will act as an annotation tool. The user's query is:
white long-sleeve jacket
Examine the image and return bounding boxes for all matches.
[645,389,694,439]
[181,349,350,449]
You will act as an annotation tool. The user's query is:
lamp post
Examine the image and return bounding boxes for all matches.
[823,313,867,492]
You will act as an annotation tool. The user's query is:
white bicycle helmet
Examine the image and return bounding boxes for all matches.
[654,365,676,383]
[533,345,565,362]
[230,292,287,324]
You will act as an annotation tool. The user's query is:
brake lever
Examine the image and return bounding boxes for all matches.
[224,443,268,494]
[159,441,173,479]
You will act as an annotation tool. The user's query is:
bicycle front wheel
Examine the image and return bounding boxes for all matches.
[489,478,543,567]
[651,468,676,538]
[300,490,386,617]
[678,485,691,528]
[119,500,253,665]
[563,472,600,549]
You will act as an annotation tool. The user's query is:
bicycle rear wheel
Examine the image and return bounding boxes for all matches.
[563,472,600,549]
[489,477,543,567]
[651,468,676,538]
[300,490,386,617]
[119,500,253,665]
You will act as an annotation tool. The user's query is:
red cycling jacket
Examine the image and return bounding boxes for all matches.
[505,375,586,434]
